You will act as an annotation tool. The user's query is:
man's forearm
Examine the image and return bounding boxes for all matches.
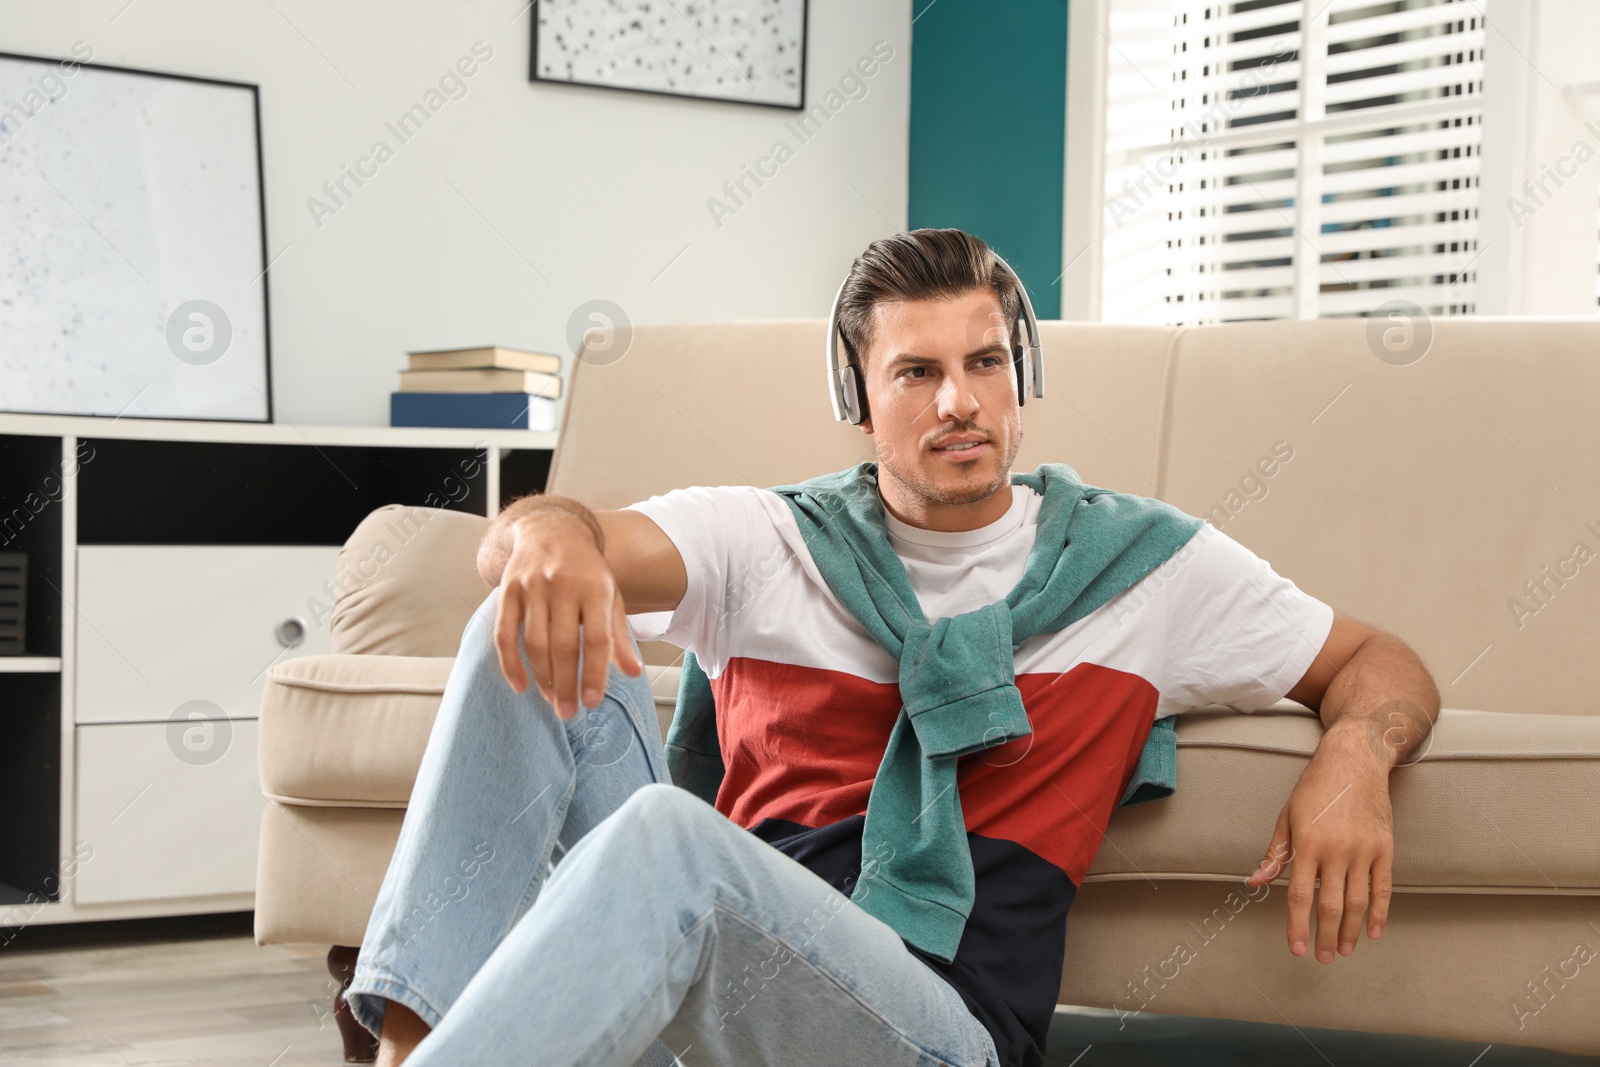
[1315,632,1440,768]
[476,493,604,587]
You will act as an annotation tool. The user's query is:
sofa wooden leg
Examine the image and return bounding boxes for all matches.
[327,945,379,1064]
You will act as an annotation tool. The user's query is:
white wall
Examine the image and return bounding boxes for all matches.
[1478,0,1600,316]
[3,0,910,425]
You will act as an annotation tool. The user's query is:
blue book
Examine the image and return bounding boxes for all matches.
[390,392,556,431]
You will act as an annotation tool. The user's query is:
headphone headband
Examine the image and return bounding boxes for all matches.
[824,250,1044,425]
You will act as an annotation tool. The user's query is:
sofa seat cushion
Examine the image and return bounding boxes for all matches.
[630,670,1600,893]
[262,656,687,807]
[260,654,456,807]
[263,656,1600,895]
[1088,705,1600,893]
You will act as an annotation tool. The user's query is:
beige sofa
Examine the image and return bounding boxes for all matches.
[256,318,1600,1057]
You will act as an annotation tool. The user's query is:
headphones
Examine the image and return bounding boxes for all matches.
[824,250,1044,425]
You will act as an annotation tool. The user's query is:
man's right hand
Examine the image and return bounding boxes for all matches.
[492,510,643,718]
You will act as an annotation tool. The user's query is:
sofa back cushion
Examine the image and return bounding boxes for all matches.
[1017,323,1177,495]
[331,503,491,658]
[1159,318,1600,716]
[547,321,875,507]
[550,319,1180,503]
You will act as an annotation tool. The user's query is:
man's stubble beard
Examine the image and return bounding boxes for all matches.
[875,422,1024,508]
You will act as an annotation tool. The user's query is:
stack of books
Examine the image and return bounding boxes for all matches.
[390,346,563,431]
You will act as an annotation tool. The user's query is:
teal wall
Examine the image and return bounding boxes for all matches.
[908,0,1067,318]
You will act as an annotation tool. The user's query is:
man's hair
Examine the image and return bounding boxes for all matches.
[836,228,1024,388]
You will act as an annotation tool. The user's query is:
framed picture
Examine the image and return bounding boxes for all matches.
[531,0,808,111]
[0,51,271,422]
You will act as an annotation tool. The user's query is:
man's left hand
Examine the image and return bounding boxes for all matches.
[1245,724,1396,963]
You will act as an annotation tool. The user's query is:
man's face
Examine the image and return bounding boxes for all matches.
[856,287,1023,525]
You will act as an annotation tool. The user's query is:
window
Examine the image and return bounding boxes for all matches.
[1088,0,1486,324]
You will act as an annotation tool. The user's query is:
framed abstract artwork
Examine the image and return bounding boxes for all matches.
[531,0,808,110]
[0,51,271,422]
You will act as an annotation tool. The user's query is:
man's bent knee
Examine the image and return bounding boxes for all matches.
[591,783,733,864]
[623,782,720,828]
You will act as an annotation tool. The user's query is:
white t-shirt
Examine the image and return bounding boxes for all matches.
[626,482,1332,721]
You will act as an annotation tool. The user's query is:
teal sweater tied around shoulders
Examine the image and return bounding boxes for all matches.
[663,461,1204,964]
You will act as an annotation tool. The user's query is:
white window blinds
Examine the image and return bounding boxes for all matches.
[1099,0,1486,324]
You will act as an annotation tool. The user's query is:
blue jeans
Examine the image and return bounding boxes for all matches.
[345,589,1001,1067]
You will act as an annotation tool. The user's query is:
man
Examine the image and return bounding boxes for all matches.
[346,229,1440,1067]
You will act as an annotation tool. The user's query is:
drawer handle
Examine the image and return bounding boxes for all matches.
[276,616,307,649]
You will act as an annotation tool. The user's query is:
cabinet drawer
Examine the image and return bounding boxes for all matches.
[74,719,264,905]
[75,545,340,724]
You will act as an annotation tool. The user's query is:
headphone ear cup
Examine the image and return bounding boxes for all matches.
[1013,343,1029,407]
[839,364,865,424]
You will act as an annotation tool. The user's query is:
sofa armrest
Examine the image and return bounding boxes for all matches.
[259,653,455,807]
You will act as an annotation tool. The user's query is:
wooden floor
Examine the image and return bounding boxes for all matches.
[0,913,344,1066]
[2,913,1596,1066]
[1045,1006,1600,1066]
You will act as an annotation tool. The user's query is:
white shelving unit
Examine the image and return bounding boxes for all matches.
[0,658,61,673]
[0,411,556,927]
